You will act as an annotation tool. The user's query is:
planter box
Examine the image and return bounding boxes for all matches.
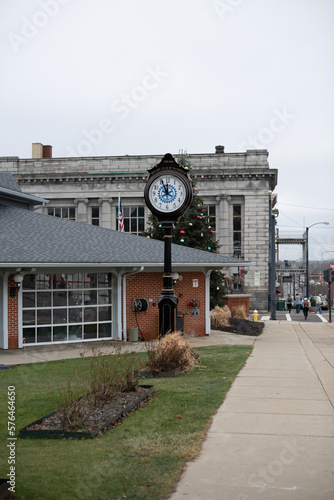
[19,385,154,440]
[134,367,183,378]
[222,294,250,317]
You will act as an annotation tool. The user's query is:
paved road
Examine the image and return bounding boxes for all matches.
[260,309,333,323]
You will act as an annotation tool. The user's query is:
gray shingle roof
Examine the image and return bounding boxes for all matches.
[0,205,250,268]
[0,173,22,192]
[0,173,48,205]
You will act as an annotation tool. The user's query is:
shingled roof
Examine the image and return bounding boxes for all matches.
[0,173,22,192]
[0,173,48,206]
[0,205,250,268]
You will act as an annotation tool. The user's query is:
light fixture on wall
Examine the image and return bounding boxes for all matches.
[172,273,183,286]
[10,273,24,297]
[13,273,24,290]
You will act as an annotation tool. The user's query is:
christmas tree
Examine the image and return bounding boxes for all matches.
[143,151,226,308]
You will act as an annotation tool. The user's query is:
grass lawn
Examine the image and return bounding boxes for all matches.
[0,345,252,500]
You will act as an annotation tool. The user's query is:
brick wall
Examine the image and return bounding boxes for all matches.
[5,271,207,349]
[8,275,19,349]
[126,272,206,339]
[223,294,250,317]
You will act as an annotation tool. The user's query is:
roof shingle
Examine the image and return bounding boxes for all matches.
[0,206,249,268]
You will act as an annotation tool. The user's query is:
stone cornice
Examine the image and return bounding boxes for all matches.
[14,166,278,191]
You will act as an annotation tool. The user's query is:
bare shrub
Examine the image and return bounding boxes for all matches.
[146,331,198,373]
[232,305,247,319]
[55,344,146,431]
[210,305,231,328]
[80,344,144,404]
[57,379,93,431]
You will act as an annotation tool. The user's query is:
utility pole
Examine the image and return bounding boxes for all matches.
[268,196,277,320]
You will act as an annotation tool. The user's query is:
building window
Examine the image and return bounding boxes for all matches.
[48,207,75,220]
[91,207,100,226]
[22,273,112,344]
[233,204,242,257]
[117,206,145,234]
[204,205,216,230]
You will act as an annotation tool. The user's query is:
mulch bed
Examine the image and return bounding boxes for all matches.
[214,317,265,336]
[134,367,183,378]
[20,386,153,439]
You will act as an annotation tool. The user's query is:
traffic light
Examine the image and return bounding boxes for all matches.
[324,269,334,282]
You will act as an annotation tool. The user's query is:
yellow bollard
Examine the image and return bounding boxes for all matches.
[253,310,258,321]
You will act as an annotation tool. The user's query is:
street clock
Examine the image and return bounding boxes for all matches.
[144,153,193,337]
[144,153,193,221]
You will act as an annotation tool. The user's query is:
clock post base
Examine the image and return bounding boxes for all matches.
[158,295,178,337]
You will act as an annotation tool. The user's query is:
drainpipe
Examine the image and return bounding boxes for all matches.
[117,267,144,341]
[205,270,212,335]
[1,272,9,350]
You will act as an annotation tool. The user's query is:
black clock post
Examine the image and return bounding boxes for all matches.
[158,220,178,336]
[144,153,193,337]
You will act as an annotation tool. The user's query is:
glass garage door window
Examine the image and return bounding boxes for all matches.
[22,273,112,344]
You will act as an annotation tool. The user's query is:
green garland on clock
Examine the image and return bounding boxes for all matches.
[142,151,226,308]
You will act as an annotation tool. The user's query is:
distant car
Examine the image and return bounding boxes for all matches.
[320,296,328,310]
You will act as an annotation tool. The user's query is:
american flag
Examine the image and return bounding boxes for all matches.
[118,196,125,232]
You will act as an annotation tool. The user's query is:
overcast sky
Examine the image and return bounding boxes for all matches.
[1,0,333,262]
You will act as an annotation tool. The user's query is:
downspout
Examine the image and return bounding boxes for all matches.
[0,272,9,350]
[17,281,23,348]
[205,270,212,335]
[118,267,144,341]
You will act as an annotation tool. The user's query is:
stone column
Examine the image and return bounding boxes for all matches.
[216,195,231,256]
[110,204,117,230]
[244,194,269,311]
[98,197,113,229]
[74,198,89,224]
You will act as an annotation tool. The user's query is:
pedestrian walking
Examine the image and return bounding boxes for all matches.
[303,297,310,320]
[286,294,293,314]
[295,294,302,314]
[315,294,322,314]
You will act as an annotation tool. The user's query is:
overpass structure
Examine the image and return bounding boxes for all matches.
[275,236,306,295]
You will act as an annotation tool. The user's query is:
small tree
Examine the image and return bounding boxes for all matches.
[143,151,226,308]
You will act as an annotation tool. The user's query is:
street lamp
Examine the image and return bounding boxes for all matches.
[305,221,329,297]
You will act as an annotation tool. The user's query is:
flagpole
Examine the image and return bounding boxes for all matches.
[118,189,120,232]
[118,185,124,232]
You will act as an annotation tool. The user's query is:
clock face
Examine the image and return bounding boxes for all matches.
[148,173,187,214]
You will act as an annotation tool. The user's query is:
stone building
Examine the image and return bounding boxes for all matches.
[0,144,278,310]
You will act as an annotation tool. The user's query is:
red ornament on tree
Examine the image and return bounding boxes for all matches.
[180,230,185,235]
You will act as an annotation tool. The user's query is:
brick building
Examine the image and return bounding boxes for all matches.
[0,144,278,310]
[0,173,250,349]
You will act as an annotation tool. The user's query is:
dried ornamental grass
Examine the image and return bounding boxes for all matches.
[210,305,231,327]
[146,331,198,373]
[232,305,247,319]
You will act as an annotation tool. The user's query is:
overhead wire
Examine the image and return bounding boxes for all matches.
[278,202,334,211]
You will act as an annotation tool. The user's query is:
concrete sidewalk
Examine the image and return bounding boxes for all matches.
[170,320,334,500]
